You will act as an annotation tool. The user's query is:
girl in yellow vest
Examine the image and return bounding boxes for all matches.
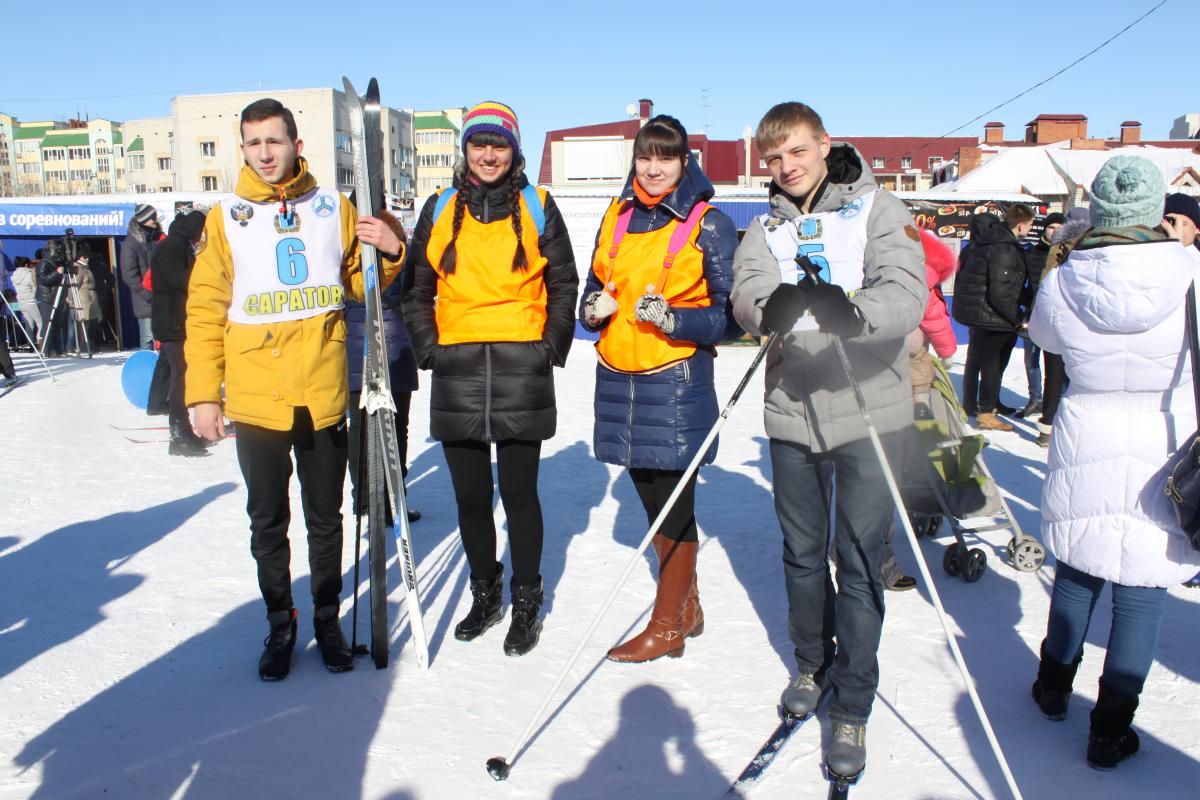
[402,102,579,657]
[579,115,738,663]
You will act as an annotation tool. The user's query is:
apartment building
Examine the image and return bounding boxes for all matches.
[413,107,465,197]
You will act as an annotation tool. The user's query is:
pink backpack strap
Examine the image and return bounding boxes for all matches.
[653,202,712,293]
[607,201,635,262]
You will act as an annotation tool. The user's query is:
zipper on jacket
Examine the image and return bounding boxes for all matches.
[625,375,635,466]
[682,359,690,383]
[484,344,494,442]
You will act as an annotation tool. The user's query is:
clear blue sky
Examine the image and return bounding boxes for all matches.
[0,0,1182,161]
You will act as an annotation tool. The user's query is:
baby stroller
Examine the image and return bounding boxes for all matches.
[898,359,1047,582]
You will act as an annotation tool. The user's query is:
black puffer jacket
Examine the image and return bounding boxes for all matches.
[151,211,206,342]
[402,172,578,443]
[952,213,1024,331]
[1021,239,1052,313]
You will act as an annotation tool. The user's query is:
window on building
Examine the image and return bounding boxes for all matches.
[44,170,67,182]
[43,148,66,161]
[391,179,398,193]
[337,166,353,186]
[97,157,110,173]
[872,156,886,169]
[17,140,38,155]
[391,149,398,166]
[202,175,219,191]
[19,163,39,174]
[928,156,943,170]
[133,184,146,193]
[336,132,352,153]
[116,146,123,158]
[129,154,145,171]
[201,141,216,157]
[68,147,91,160]
[901,157,912,169]
[900,175,917,191]
[159,185,173,193]
[158,157,172,171]
[69,169,93,182]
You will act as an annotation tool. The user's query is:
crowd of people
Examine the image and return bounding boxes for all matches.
[4,92,1198,785]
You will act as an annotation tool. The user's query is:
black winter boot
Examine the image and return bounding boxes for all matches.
[1031,640,1082,720]
[313,605,354,673]
[169,421,210,457]
[258,608,297,681]
[504,578,544,657]
[455,563,504,642]
[1087,683,1140,770]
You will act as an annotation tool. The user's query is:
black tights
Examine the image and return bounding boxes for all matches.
[628,468,699,543]
[442,439,543,586]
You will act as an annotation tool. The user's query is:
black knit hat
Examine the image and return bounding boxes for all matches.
[1042,212,1065,228]
[1164,193,1200,228]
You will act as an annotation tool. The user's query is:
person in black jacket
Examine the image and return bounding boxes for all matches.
[120,205,160,349]
[150,210,208,457]
[402,101,578,657]
[35,249,68,356]
[952,204,1034,430]
[1017,212,1063,419]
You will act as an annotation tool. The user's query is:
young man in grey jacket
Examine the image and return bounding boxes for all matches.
[731,102,925,782]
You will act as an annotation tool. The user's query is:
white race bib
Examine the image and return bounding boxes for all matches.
[760,190,876,332]
[224,187,347,324]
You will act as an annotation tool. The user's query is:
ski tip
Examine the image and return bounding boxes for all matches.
[341,76,358,97]
[485,757,511,782]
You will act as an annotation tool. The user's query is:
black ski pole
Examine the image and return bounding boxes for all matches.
[796,258,1023,800]
[350,405,370,657]
[486,330,778,782]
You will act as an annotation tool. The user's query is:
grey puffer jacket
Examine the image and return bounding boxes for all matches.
[119,220,157,318]
[731,143,926,452]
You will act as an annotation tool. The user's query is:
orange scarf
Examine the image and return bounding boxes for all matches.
[633,178,670,208]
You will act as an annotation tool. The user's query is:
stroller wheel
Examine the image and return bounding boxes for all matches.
[963,548,987,582]
[1009,538,1046,573]
[943,543,965,576]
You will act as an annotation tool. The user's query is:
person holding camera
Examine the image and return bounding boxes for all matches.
[35,248,67,357]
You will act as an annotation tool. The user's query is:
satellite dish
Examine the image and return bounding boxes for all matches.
[626,103,638,118]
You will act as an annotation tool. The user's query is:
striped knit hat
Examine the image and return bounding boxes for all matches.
[461,101,521,160]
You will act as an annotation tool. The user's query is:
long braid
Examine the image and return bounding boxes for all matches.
[437,168,470,275]
[509,167,528,271]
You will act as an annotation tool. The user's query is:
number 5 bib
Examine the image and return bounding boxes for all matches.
[760,190,876,333]
[224,187,348,324]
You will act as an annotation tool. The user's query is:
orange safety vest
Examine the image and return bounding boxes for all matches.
[425,186,550,346]
[592,199,712,374]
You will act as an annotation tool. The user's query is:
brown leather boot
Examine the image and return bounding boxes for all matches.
[652,534,704,638]
[608,537,697,663]
[976,411,1013,432]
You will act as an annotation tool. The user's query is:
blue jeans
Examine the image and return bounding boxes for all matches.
[1023,338,1042,402]
[1044,561,1166,699]
[770,436,893,724]
[138,317,154,349]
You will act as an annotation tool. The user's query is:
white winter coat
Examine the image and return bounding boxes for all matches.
[1030,234,1200,587]
[12,265,37,304]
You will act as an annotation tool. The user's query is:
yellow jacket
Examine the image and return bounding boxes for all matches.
[185,158,404,431]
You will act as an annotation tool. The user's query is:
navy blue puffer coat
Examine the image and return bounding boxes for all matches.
[581,161,737,469]
[345,269,418,394]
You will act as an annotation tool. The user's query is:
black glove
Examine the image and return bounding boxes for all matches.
[760,282,810,334]
[808,283,864,338]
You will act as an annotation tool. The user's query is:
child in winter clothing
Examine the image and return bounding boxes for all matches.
[402,101,578,657]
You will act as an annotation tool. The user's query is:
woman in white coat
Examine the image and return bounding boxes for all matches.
[1028,156,1200,770]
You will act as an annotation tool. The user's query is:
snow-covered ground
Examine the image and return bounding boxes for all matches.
[1,343,1197,800]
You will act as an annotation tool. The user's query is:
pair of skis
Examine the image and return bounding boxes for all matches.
[343,77,428,671]
[724,707,861,799]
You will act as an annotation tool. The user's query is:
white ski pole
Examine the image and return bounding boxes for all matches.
[798,258,1023,800]
[485,332,779,782]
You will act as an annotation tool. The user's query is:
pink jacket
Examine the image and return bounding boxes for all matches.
[918,229,959,358]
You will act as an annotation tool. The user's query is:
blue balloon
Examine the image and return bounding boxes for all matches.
[121,350,159,409]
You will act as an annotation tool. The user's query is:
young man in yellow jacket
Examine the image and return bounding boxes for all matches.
[186,98,404,680]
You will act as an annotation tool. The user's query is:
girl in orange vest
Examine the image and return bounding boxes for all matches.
[580,115,738,663]
[402,101,579,657]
